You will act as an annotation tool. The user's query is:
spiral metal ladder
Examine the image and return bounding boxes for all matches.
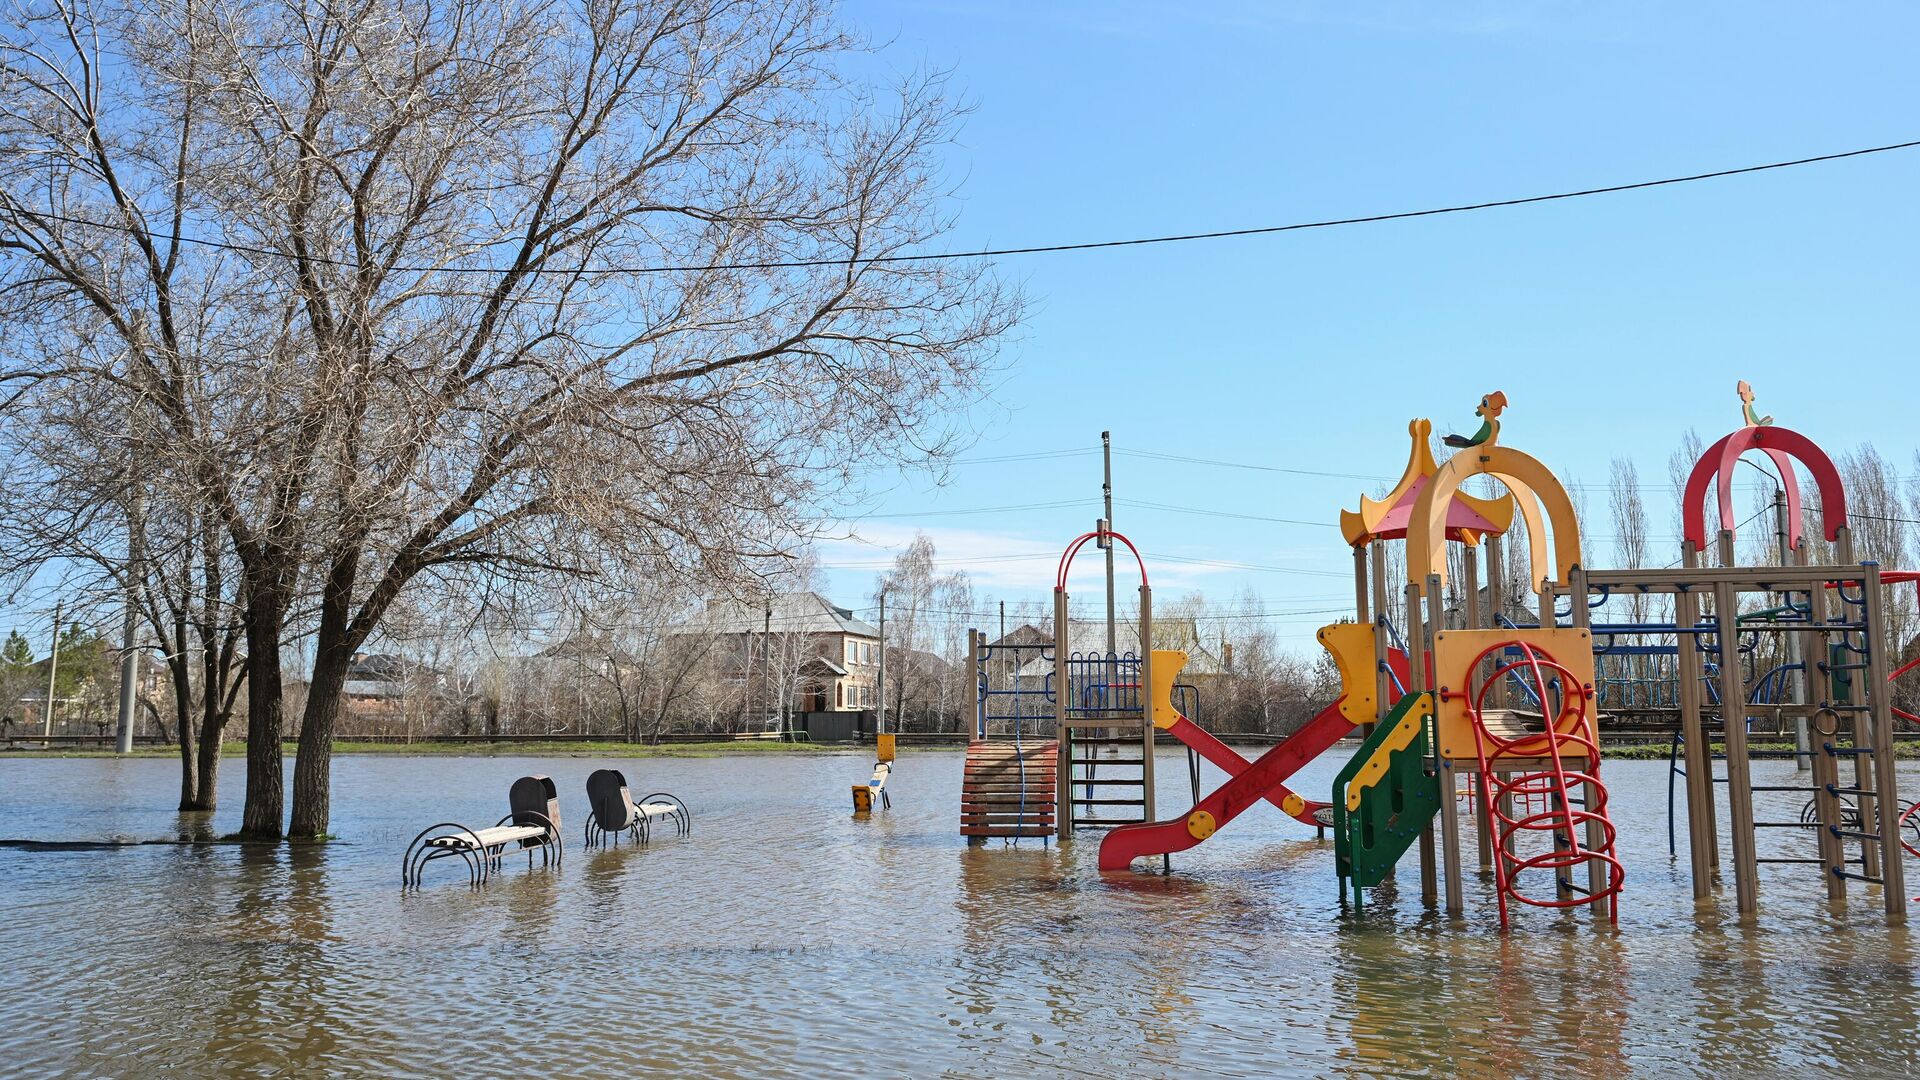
[1464,640,1624,928]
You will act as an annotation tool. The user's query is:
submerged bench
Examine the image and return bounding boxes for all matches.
[402,775,564,888]
[584,768,691,848]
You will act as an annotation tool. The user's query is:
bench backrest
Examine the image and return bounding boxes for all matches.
[585,768,639,831]
[509,774,561,833]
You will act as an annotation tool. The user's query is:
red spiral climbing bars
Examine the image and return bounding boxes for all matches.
[1461,640,1624,928]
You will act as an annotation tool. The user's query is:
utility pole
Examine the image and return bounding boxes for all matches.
[116,496,143,755]
[763,604,773,731]
[42,601,61,739]
[876,591,887,738]
[1777,487,1810,773]
[1102,430,1116,658]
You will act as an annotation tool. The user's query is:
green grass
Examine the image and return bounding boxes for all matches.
[0,737,877,759]
[1602,739,1920,760]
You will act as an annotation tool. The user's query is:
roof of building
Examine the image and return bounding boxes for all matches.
[678,592,879,639]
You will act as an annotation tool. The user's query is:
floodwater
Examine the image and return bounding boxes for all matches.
[2,749,1919,1078]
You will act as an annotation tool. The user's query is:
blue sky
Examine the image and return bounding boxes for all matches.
[814,1,1920,649]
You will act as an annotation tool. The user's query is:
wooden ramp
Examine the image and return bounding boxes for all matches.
[961,740,1057,840]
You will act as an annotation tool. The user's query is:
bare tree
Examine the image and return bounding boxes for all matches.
[874,532,970,729]
[0,0,1019,837]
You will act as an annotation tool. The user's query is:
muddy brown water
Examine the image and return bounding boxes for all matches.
[2,751,1919,1077]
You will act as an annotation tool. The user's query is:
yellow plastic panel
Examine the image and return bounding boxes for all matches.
[1430,627,1594,761]
[1317,622,1379,725]
[1149,650,1190,730]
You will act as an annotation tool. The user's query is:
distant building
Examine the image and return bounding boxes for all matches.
[676,592,879,716]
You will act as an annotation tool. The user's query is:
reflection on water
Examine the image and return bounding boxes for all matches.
[2,753,1918,1076]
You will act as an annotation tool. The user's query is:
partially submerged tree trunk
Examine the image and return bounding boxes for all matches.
[240,583,290,838]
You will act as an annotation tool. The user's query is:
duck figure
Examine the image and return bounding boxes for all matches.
[1443,391,1508,449]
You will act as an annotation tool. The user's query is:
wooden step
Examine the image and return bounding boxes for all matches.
[962,825,1055,837]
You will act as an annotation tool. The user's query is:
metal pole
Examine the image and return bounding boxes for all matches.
[1103,431,1116,658]
[1054,587,1071,838]
[42,601,61,739]
[1138,584,1155,826]
[877,592,887,738]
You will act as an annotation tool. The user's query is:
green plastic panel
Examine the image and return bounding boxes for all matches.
[1332,691,1442,908]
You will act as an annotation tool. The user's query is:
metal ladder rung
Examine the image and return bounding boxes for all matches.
[1828,827,1885,841]
[1833,869,1885,884]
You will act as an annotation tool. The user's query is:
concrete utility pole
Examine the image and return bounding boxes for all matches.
[115,609,137,754]
[763,604,773,730]
[1102,430,1116,658]
[876,591,887,738]
[116,497,143,754]
[42,601,61,739]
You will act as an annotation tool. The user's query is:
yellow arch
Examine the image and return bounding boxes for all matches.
[1406,445,1581,594]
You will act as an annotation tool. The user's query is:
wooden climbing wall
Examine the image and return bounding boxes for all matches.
[960,740,1057,840]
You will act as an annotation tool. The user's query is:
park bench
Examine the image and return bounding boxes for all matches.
[583,768,692,848]
[402,775,563,888]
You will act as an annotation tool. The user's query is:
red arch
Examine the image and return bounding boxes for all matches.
[1056,531,1150,591]
[1680,425,1845,549]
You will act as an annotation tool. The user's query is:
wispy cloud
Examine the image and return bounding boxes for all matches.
[817,519,1250,595]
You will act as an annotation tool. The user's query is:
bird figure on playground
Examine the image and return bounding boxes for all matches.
[1443,391,1507,449]
[1737,380,1774,427]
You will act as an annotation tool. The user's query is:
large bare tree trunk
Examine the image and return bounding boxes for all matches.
[240,585,289,838]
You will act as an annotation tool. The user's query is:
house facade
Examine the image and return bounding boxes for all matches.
[678,592,880,719]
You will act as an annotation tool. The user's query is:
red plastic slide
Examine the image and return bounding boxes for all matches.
[1098,701,1356,871]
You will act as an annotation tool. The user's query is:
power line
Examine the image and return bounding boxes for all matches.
[851,498,1097,520]
[1117,448,1394,482]
[16,139,1918,274]
[1120,497,1338,528]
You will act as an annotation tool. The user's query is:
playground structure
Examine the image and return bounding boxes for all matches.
[964,384,1912,930]
[960,531,1161,842]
